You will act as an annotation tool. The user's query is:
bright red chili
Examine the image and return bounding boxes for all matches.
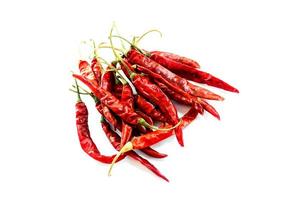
[150,52,239,93]
[101,120,169,181]
[135,95,167,122]
[74,84,125,164]
[127,48,224,101]
[73,74,152,128]
[151,51,200,69]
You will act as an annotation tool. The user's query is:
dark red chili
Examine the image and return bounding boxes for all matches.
[101,120,169,182]
[181,106,199,128]
[96,99,164,158]
[134,64,195,102]
[78,60,99,86]
[135,95,167,122]
[73,74,153,128]
[136,110,154,126]
[90,58,102,85]
[120,83,135,147]
[129,72,184,146]
[151,51,200,69]
[100,69,119,130]
[74,82,125,164]
[149,52,239,93]
[127,48,224,101]
[154,80,204,114]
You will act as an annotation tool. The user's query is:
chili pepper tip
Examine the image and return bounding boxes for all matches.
[108,142,133,176]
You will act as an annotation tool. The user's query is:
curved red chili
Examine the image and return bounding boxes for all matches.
[150,53,239,93]
[75,87,125,164]
[151,51,200,69]
[135,95,167,122]
[154,80,204,114]
[73,74,152,128]
[101,120,169,181]
[130,73,184,146]
[127,49,224,101]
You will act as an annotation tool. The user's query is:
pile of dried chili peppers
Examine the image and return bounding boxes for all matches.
[71,27,238,182]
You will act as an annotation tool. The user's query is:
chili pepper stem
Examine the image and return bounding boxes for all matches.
[71,85,99,103]
[74,79,81,102]
[69,88,90,95]
[111,35,149,57]
[135,29,162,45]
[138,118,182,131]
[108,141,133,176]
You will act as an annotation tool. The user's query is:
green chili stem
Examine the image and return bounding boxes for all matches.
[108,141,133,176]
[135,29,162,45]
[74,79,81,102]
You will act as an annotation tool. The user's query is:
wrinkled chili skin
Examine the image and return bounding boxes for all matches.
[181,107,199,128]
[78,60,99,86]
[198,98,220,120]
[154,80,203,114]
[127,49,224,100]
[101,70,118,129]
[136,110,153,125]
[131,74,184,146]
[150,53,239,93]
[73,74,142,125]
[132,129,174,150]
[135,95,167,122]
[151,51,200,69]
[76,101,124,163]
[135,64,194,101]
[101,121,169,181]
[90,58,102,85]
[121,84,135,146]
[132,74,178,125]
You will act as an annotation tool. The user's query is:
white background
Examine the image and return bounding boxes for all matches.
[0,0,286,199]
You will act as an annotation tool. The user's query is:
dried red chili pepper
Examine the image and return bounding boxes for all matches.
[127,48,224,101]
[154,80,204,114]
[108,126,176,175]
[100,69,119,129]
[74,80,125,164]
[151,51,200,69]
[73,74,155,129]
[101,120,169,181]
[150,52,239,93]
[198,98,220,120]
[135,95,167,122]
[95,94,166,159]
[78,60,99,86]
[120,83,135,147]
[90,58,102,85]
[129,72,184,146]
[181,106,199,128]
[136,110,154,126]
[134,64,195,102]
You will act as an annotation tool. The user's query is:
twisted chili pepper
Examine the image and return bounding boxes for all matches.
[73,74,155,129]
[150,52,239,93]
[154,80,204,114]
[136,110,154,126]
[134,64,195,103]
[127,48,224,101]
[74,80,125,164]
[135,95,167,122]
[95,92,167,159]
[108,126,175,177]
[151,51,200,69]
[100,69,119,130]
[130,72,184,146]
[78,60,99,86]
[101,120,169,182]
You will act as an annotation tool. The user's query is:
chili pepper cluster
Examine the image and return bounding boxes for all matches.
[71,28,239,182]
